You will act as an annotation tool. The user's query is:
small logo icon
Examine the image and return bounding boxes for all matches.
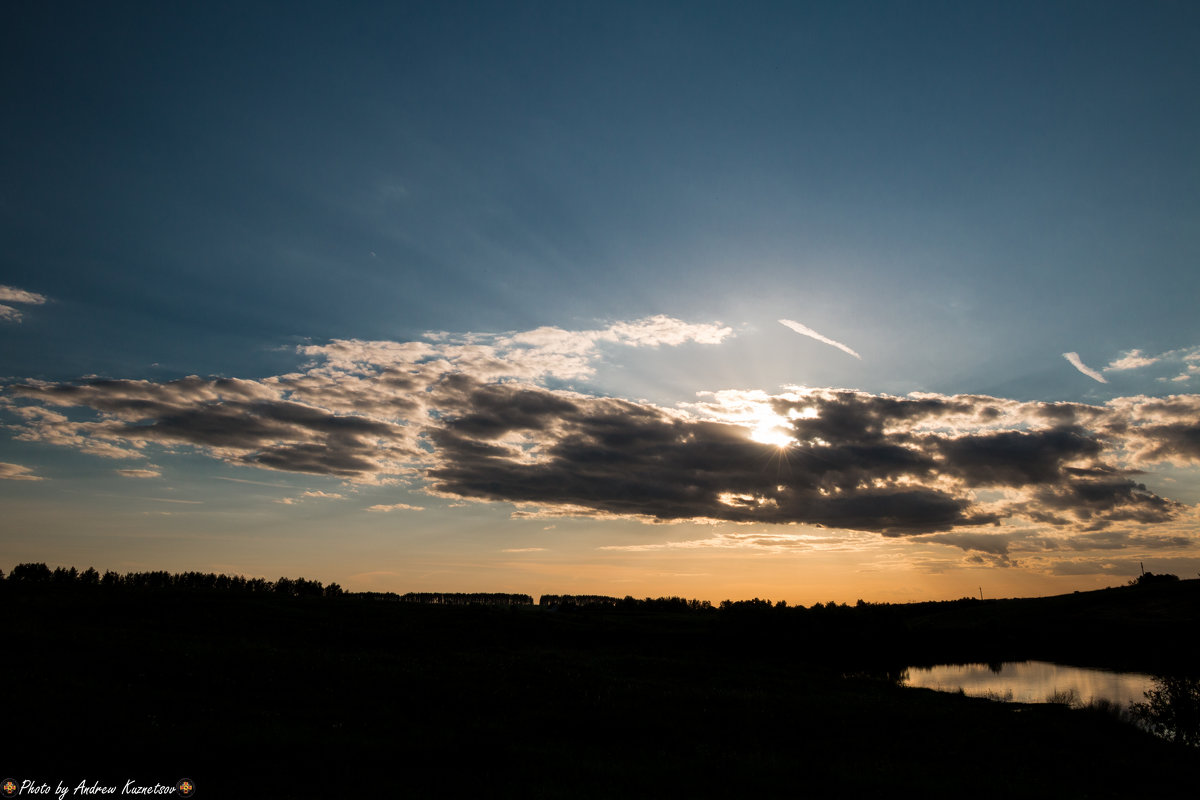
[176,779,195,797]
[2,780,17,798]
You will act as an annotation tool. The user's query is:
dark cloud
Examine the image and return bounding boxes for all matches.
[936,428,1103,487]
[427,386,992,534]
[1031,477,1178,529]
[773,391,978,444]
[9,377,416,478]
[1130,422,1200,462]
[436,380,582,439]
[1064,530,1194,551]
[427,386,1187,535]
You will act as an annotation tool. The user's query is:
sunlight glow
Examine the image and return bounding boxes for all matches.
[749,419,794,448]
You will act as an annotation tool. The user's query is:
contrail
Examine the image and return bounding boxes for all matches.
[1063,352,1107,383]
[778,319,861,360]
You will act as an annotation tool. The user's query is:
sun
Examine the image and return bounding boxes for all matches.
[701,391,800,449]
[747,410,795,449]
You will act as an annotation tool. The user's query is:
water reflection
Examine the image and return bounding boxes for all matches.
[903,661,1154,707]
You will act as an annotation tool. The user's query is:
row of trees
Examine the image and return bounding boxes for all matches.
[4,565,838,611]
[537,594,927,613]
[400,592,534,606]
[2,562,343,598]
[539,594,714,611]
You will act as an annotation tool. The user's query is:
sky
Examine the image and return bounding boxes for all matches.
[2,1,1199,604]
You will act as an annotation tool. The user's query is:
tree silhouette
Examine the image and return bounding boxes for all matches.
[1132,675,1200,747]
[10,562,52,582]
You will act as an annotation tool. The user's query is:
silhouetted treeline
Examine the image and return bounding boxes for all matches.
[400,591,533,606]
[538,594,713,611]
[3,562,344,598]
[0,563,539,608]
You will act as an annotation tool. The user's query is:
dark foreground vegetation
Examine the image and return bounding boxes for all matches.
[2,565,1197,797]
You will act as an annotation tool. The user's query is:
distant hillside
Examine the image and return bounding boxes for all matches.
[867,578,1200,670]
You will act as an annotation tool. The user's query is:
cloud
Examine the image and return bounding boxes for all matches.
[599,530,878,553]
[0,462,43,481]
[1106,395,1200,466]
[916,532,1015,556]
[1063,352,1107,383]
[276,489,346,504]
[0,286,47,305]
[1160,350,1200,384]
[4,317,1199,542]
[213,476,294,488]
[1105,349,1159,371]
[7,376,420,477]
[301,489,344,499]
[779,319,861,360]
[425,384,1182,534]
[1062,344,1200,384]
[367,502,425,512]
[0,285,48,324]
[116,468,161,478]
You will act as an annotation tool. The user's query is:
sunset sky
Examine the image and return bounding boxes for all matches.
[3,1,1198,603]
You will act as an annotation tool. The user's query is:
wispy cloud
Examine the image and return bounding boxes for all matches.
[1159,348,1200,384]
[778,319,861,360]
[0,286,47,305]
[213,476,296,488]
[276,489,346,504]
[367,502,425,512]
[501,547,547,553]
[116,468,161,479]
[0,461,43,481]
[0,285,48,324]
[1063,352,1107,383]
[599,530,877,553]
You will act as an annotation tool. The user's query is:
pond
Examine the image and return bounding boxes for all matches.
[902,661,1155,707]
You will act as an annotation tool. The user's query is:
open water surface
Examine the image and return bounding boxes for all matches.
[902,661,1154,706]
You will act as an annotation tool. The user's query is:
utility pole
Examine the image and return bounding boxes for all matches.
[979,586,983,601]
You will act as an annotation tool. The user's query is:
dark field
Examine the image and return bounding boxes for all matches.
[3,578,1197,797]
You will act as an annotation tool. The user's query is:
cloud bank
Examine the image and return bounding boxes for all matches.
[3,316,1198,545]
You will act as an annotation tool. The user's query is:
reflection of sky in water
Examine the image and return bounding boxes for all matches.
[903,661,1154,706]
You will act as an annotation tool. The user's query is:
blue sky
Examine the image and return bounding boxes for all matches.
[2,1,1198,602]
